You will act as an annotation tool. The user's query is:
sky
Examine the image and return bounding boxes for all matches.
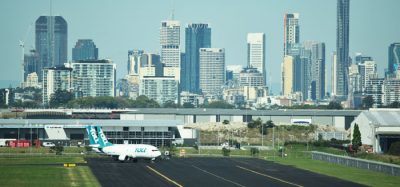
[0,0,399,94]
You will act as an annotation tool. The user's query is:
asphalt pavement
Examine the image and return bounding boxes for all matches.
[86,157,366,187]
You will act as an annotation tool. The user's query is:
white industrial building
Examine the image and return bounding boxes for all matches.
[350,109,400,153]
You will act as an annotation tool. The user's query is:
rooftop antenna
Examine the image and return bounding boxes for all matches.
[50,0,52,17]
[170,0,175,20]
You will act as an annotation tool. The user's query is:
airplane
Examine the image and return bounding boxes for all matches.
[86,125,162,162]
[85,126,102,153]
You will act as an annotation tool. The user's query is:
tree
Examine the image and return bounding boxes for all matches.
[182,102,195,108]
[247,118,262,128]
[132,95,160,108]
[206,101,234,109]
[352,123,362,152]
[222,120,230,125]
[327,101,343,110]
[388,141,400,156]
[362,96,374,109]
[163,100,178,108]
[388,101,400,108]
[49,89,74,108]
[266,120,275,128]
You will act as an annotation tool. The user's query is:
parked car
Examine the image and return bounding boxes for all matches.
[42,142,55,147]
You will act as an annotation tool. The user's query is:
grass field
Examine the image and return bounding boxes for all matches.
[271,157,400,187]
[0,156,100,187]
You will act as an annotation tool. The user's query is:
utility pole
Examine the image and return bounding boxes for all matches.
[261,124,264,147]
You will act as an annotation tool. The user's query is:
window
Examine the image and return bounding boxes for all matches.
[123,127,129,131]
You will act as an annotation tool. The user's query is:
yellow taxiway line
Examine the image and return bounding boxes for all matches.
[236,165,303,187]
[146,165,184,187]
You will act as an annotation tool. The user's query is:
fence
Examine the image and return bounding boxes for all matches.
[311,151,400,176]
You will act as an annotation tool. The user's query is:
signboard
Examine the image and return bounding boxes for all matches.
[291,119,312,125]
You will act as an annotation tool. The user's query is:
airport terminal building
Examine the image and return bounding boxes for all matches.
[0,108,363,147]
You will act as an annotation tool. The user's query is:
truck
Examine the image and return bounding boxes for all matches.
[0,139,16,147]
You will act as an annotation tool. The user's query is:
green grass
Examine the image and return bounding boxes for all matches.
[0,156,86,165]
[0,156,100,187]
[270,157,400,187]
[0,147,86,154]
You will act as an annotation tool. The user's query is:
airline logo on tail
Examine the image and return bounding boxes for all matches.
[86,126,100,146]
[95,126,113,147]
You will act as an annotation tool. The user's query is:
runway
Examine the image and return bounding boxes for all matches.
[86,157,365,187]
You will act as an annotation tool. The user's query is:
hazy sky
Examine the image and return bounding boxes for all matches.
[1,0,399,94]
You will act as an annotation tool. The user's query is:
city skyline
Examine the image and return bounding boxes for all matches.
[1,0,400,94]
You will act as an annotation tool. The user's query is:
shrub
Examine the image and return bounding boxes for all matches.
[388,141,400,156]
[222,147,230,156]
[250,147,259,157]
[50,144,64,155]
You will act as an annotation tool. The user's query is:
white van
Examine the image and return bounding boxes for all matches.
[42,142,55,147]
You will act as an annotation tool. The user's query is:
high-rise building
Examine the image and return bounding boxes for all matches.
[247,33,266,85]
[199,48,225,96]
[355,53,373,65]
[72,39,98,61]
[383,78,400,106]
[139,76,178,105]
[23,49,39,81]
[282,55,294,96]
[388,43,400,75]
[35,16,68,81]
[182,23,211,93]
[160,20,180,81]
[365,77,384,107]
[331,52,337,96]
[358,61,377,92]
[70,59,116,97]
[335,0,350,99]
[42,66,72,105]
[127,49,144,75]
[139,53,163,78]
[239,67,264,87]
[310,42,326,100]
[284,13,300,56]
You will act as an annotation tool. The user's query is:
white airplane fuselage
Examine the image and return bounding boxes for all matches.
[101,144,161,160]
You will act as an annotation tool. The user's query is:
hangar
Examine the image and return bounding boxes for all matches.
[0,119,190,147]
[350,109,400,153]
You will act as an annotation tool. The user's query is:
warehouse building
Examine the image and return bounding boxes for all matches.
[350,109,400,153]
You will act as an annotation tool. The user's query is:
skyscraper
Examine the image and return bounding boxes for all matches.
[388,43,400,75]
[310,42,326,100]
[282,55,294,96]
[182,23,211,93]
[283,13,300,56]
[199,48,225,96]
[127,49,144,75]
[335,0,350,98]
[160,20,180,81]
[247,33,266,85]
[72,39,98,61]
[35,16,68,81]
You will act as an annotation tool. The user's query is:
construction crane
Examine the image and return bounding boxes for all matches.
[19,23,33,88]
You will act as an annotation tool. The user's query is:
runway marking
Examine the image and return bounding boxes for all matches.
[236,165,303,187]
[146,165,183,187]
[192,165,246,187]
